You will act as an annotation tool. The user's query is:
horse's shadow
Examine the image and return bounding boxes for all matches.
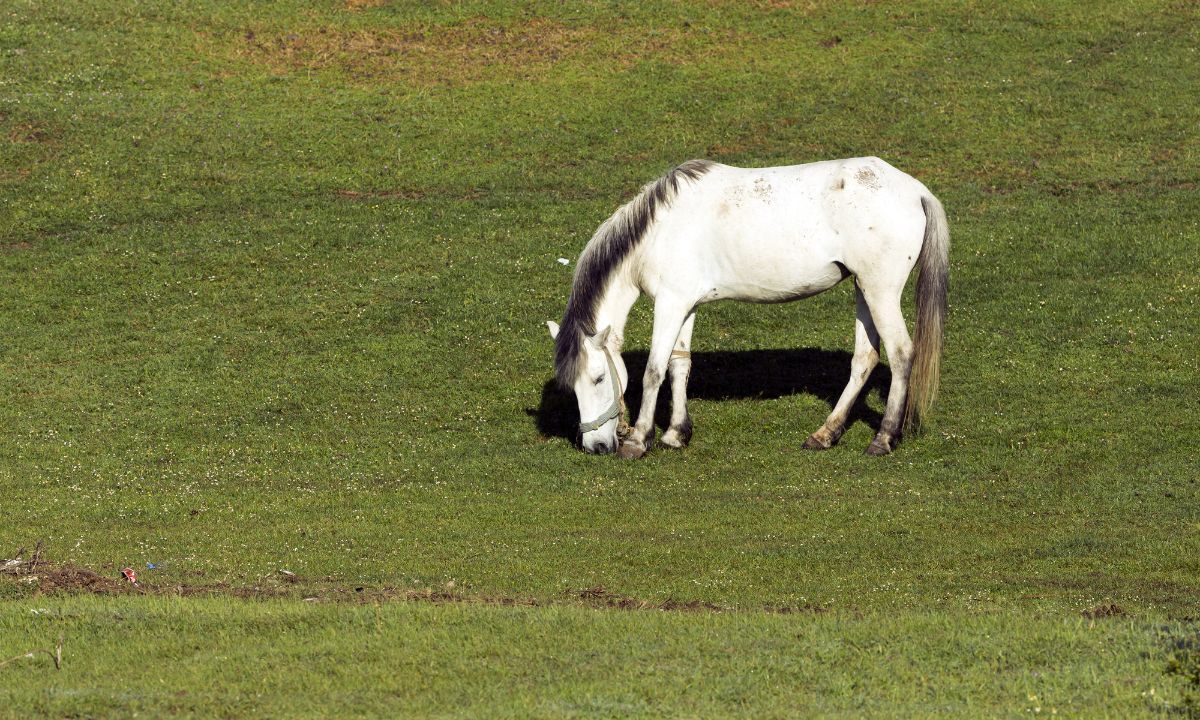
[531,348,891,442]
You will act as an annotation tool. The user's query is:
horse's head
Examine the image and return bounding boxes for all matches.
[547,321,626,454]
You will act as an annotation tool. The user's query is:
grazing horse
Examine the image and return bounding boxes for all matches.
[547,157,948,458]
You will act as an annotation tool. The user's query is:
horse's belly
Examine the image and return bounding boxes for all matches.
[687,207,845,300]
[704,256,847,304]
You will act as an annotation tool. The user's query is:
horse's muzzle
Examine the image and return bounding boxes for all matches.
[588,440,614,455]
[577,431,615,455]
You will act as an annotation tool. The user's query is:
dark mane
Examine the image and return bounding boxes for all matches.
[554,159,715,388]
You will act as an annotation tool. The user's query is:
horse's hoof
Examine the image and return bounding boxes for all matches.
[667,420,696,446]
[865,438,892,456]
[617,441,646,460]
[660,431,684,449]
[803,425,843,450]
[802,434,832,451]
[661,424,692,449]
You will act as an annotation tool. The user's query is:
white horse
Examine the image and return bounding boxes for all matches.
[547,157,948,458]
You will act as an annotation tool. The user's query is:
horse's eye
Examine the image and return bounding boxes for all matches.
[593,375,605,386]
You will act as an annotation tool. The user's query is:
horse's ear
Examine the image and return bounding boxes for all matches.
[546,320,560,340]
[594,326,612,347]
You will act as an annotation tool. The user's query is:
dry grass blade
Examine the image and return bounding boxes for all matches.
[29,540,43,575]
[0,638,62,672]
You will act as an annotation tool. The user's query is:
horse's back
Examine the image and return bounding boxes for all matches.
[673,157,928,240]
[641,158,931,303]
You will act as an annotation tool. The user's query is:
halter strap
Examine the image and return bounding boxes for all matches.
[578,346,623,434]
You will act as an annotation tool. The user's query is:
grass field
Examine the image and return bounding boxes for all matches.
[1,0,1198,716]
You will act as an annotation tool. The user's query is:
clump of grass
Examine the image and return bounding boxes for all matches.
[1165,624,1200,717]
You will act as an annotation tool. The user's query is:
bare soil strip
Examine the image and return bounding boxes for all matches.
[2,553,826,614]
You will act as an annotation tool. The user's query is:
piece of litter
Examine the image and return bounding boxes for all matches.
[557,257,570,265]
[120,567,138,585]
[146,562,159,570]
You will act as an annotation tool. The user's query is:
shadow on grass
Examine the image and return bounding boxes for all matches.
[530,348,890,443]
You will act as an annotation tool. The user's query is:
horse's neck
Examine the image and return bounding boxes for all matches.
[594,271,639,350]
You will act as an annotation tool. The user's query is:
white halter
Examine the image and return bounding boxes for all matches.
[577,345,622,434]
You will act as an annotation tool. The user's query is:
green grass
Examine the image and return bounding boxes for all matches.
[0,596,1189,718]
[1,0,1198,716]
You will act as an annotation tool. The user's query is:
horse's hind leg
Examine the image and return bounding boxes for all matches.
[804,283,879,450]
[619,299,691,459]
[860,284,914,456]
[661,311,696,449]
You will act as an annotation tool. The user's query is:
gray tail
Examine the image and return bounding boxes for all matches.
[904,195,949,434]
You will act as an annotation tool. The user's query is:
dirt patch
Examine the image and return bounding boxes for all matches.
[1008,572,1197,607]
[4,553,822,615]
[1,114,58,177]
[222,17,738,86]
[231,18,597,85]
[7,122,51,145]
[575,585,726,612]
[769,602,829,615]
[335,188,428,201]
[1082,603,1127,619]
[3,546,128,595]
[36,565,128,594]
[0,168,32,181]
[573,586,825,614]
[1046,178,1198,196]
[711,0,808,10]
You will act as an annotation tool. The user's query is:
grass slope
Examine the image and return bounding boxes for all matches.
[1,0,1198,715]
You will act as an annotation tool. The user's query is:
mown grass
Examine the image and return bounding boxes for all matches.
[0,596,1190,718]
[1,0,1198,716]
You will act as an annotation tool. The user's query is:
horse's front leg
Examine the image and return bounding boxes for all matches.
[616,395,633,440]
[661,311,696,449]
[618,301,691,459]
